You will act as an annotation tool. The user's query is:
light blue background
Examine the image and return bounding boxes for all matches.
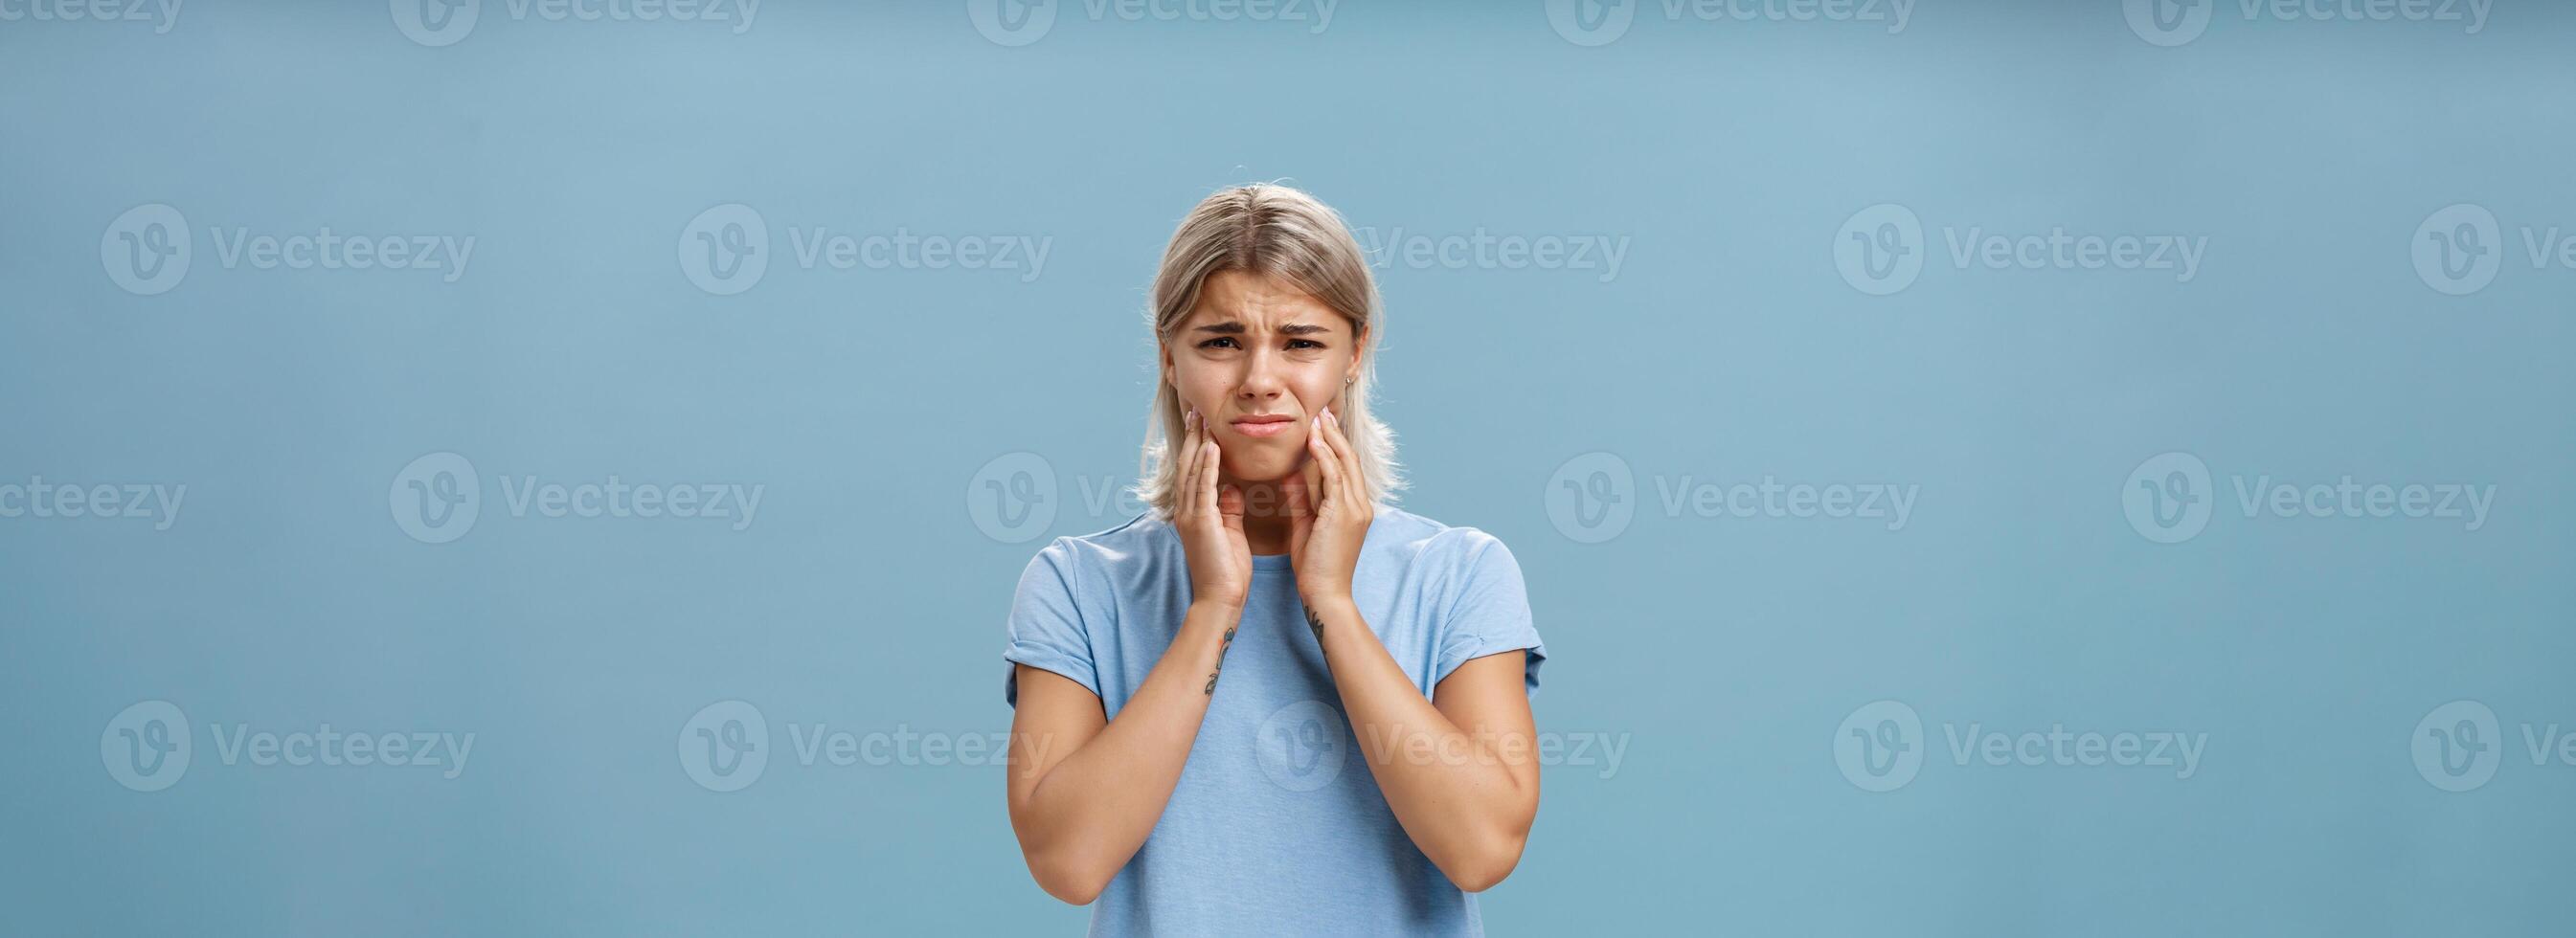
[5,1,2571,934]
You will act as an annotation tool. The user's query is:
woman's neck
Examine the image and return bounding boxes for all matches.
[1225,478,1295,556]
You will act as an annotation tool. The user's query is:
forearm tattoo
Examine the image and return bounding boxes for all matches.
[1304,605,1326,648]
[1204,625,1236,695]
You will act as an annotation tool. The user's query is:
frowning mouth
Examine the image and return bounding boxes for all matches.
[1229,414,1298,438]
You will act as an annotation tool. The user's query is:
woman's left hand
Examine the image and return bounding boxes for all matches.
[1285,407,1372,607]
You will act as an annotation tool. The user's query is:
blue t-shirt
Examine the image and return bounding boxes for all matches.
[1002,506,1547,937]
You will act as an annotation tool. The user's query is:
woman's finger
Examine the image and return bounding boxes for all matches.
[1199,436,1221,522]
[1306,417,1343,510]
[1323,409,1366,507]
[1176,408,1201,519]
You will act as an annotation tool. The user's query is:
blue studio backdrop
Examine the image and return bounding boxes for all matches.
[5,1,2572,934]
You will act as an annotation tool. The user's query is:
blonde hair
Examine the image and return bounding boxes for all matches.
[1134,183,1403,518]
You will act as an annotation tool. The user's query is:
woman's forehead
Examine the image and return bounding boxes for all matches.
[1187,271,1336,329]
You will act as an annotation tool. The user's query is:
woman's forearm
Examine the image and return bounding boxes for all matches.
[1307,595,1535,892]
[1017,600,1240,902]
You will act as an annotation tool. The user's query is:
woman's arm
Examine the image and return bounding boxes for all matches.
[1285,408,1541,892]
[1006,408,1254,904]
[1005,599,1240,904]
[1310,604,1539,892]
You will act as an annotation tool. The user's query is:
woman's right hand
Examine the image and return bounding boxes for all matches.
[1174,407,1253,611]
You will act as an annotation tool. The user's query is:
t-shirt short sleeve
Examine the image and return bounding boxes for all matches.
[1003,538,1100,706]
[1432,532,1547,697]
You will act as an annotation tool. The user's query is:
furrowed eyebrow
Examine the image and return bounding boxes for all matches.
[1191,322,1334,336]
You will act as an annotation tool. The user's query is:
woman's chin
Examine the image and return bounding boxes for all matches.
[1220,454,1305,484]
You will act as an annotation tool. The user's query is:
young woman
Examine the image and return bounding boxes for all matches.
[1002,183,1548,936]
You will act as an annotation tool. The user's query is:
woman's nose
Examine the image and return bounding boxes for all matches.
[1235,350,1287,400]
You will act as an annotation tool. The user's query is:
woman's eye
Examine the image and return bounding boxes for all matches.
[1199,338,1238,350]
[1288,340,1322,350]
